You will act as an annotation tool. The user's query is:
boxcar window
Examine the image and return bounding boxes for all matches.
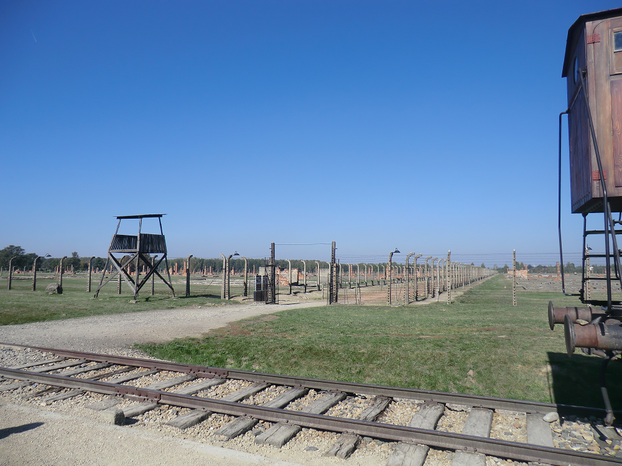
[615,31,622,51]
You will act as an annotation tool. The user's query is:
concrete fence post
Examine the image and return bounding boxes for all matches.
[316,261,321,291]
[242,256,248,297]
[87,256,95,293]
[446,251,452,304]
[7,257,14,290]
[59,256,67,293]
[405,252,415,305]
[512,250,517,306]
[186,254,193,298]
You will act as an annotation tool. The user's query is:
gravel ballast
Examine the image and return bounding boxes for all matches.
[0,301,327,465]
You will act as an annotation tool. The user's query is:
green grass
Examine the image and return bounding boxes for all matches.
[138,274,622,409]
[0,273,233,325]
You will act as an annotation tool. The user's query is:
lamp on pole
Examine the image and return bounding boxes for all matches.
[387,248,400,305]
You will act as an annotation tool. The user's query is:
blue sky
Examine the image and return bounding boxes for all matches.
[2,1,620,266]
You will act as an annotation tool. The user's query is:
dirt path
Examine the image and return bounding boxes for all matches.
[0,402,303,466]
[0,301,323,354]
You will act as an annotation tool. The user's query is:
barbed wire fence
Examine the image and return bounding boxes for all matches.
[4,249,590,305]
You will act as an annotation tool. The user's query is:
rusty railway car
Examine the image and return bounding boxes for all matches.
[550,7,622,426]
[564,7,622,214]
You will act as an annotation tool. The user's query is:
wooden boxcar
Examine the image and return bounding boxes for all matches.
[563,7,622,213]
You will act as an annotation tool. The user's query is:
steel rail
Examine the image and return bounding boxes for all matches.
[1,343,612,418]
[0,366,618,466]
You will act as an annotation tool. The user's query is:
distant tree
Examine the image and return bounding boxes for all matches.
[480,263,486,268]
[65,251,82,272]
[565,262,577,274]
[92,257,107,270]
[530,264,544,273]
[0,245,26,269]
[23,253,37,270]
[44,258,60,272]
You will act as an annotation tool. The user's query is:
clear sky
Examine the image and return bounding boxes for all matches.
[2,1,620,266]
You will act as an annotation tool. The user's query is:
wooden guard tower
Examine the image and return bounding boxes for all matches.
[94,214,175,299]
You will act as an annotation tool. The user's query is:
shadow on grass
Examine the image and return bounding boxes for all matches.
[548,351,622,418]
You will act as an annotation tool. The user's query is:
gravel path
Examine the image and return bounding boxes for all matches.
[0,402,301,466]
[0,301,321,355]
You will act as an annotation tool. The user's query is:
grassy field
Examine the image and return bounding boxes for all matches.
[2,272,621,409]
[0,273,234,325]
[137,274,622,409]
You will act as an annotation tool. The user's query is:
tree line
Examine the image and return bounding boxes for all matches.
[493,261,612,275]
[0,246,107,273]
[0,245,331,274]
[9,244,596,276]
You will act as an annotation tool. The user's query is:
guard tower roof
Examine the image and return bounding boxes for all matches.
[115,214,166,219]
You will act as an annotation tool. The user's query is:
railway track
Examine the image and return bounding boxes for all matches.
[0,344,621,466]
